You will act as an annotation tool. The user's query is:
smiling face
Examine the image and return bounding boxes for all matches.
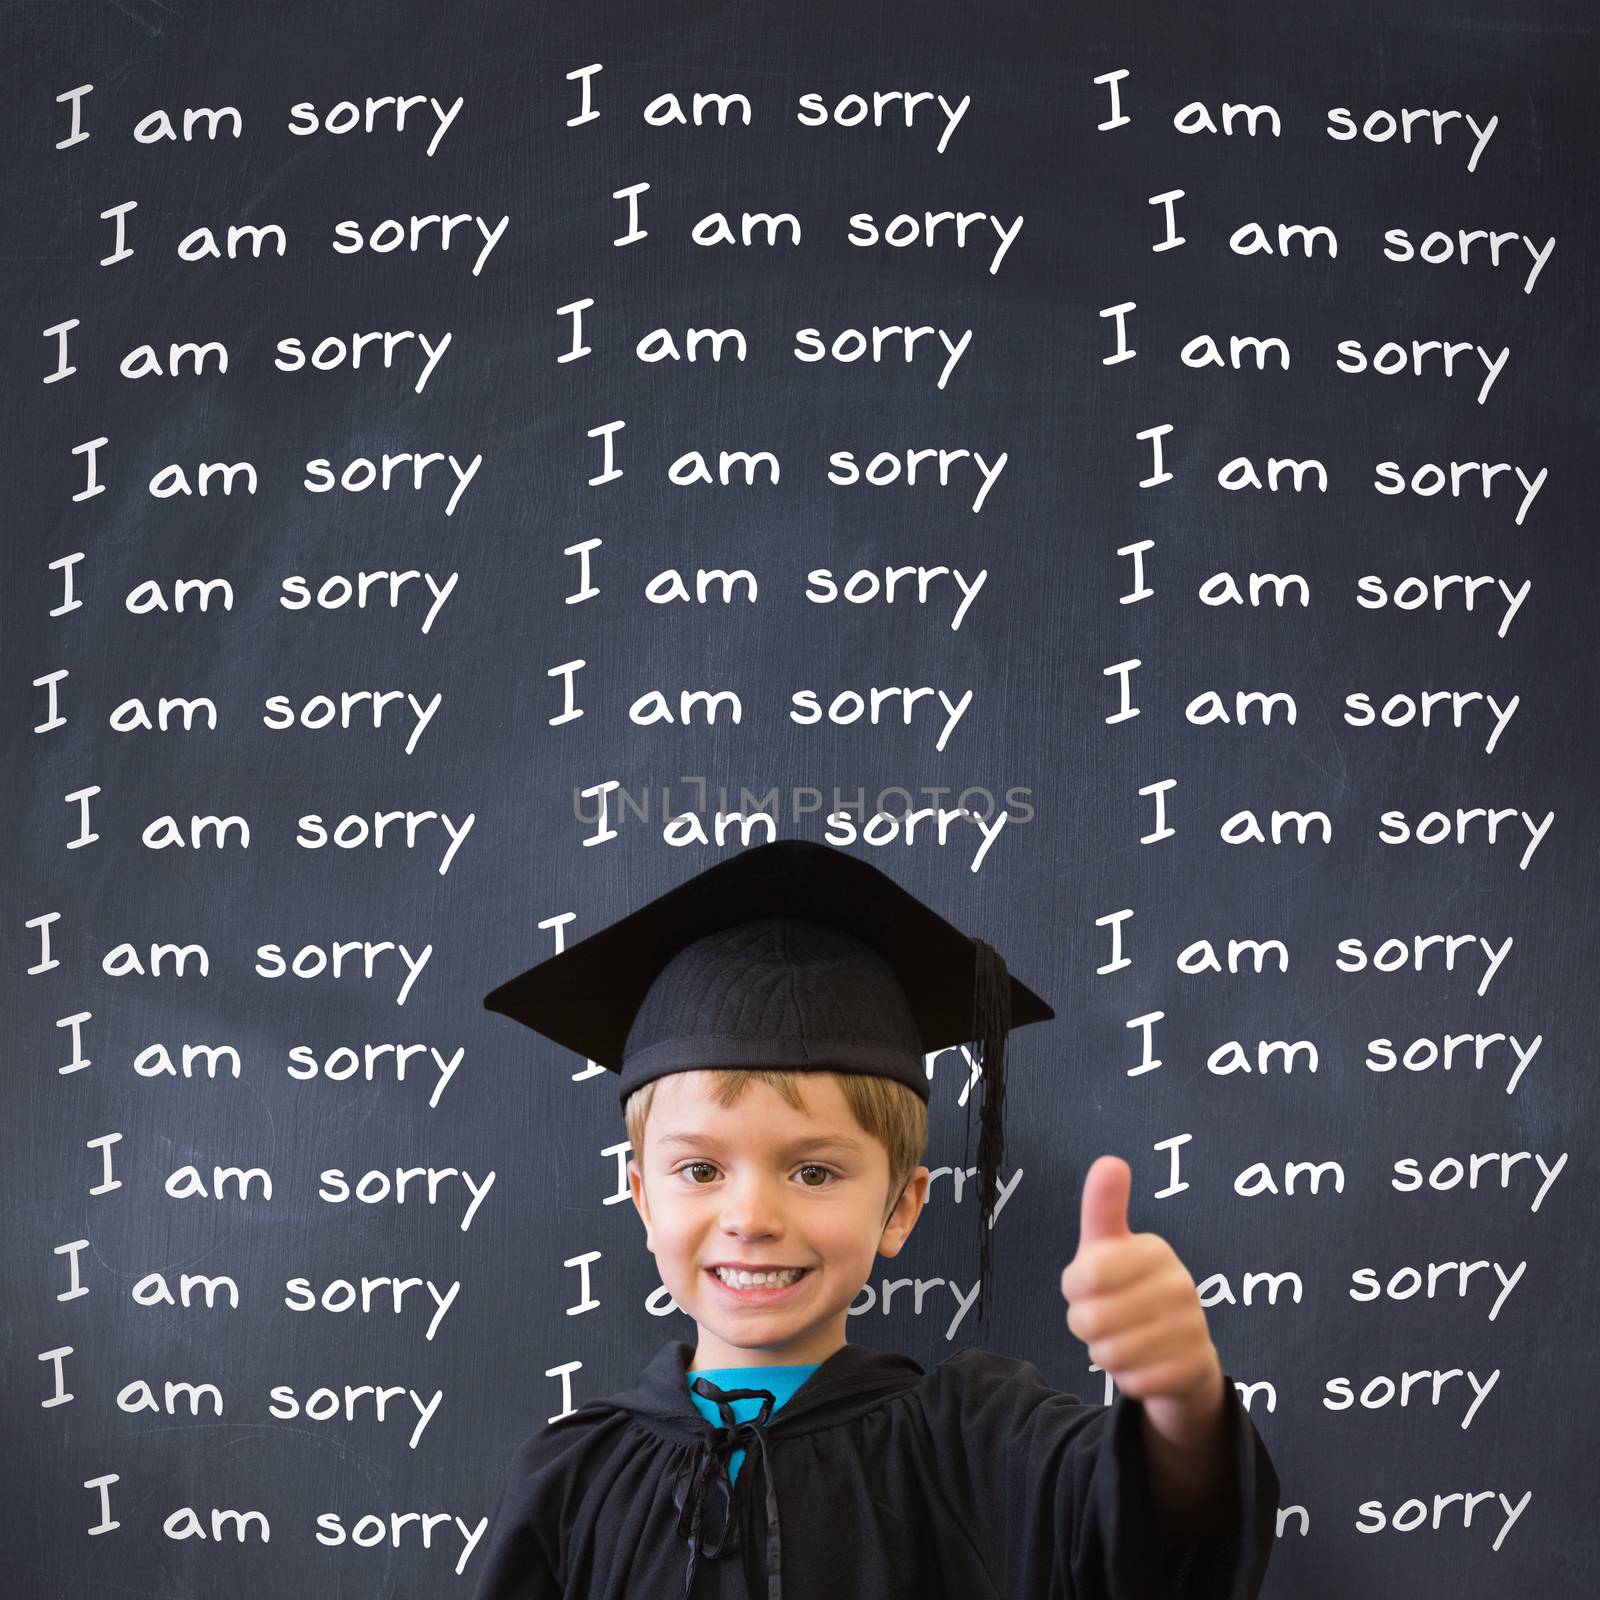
[627,1070,930,1368]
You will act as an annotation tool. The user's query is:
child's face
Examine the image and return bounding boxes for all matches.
[627,1071,929,1367]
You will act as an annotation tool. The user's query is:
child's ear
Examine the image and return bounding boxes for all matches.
[877,1166,931,1260]
[626,1157,655,1253]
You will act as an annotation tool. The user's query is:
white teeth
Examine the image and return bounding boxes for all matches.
[714,1267,805,1288]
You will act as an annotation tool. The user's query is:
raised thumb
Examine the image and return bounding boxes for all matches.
[1077,1155,1132,1250]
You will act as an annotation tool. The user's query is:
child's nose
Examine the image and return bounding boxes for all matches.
[718,1176,789,1231]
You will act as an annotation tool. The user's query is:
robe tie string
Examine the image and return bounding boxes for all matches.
[671,1378,784,1600]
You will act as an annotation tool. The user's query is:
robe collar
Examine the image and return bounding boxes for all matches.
[608,1338,925,1435]
[604,1340,926,1599]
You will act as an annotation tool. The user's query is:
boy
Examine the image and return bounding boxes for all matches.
[473,840,1279,1598]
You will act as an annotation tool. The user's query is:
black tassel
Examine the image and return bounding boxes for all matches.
[968,938,1011,1336]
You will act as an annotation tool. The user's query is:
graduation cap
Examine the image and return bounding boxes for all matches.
[483,838,1054,1322]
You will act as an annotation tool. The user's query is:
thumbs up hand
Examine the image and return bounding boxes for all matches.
[1061,1156,1225,1446]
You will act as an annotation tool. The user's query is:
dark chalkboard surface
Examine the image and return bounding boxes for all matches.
[5,0,1597,1595]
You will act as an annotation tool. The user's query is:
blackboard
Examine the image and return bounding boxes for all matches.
[5,0,1597,1596]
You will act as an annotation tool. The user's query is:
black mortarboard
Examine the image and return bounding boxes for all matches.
[483,839,1054,1324]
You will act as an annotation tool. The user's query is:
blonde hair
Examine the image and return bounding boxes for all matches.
[625,1069,928,1224]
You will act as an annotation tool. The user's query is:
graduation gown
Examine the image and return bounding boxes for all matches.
[472,1338,1279,1600]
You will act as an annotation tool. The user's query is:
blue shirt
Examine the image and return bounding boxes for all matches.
[686,1364,820,1484]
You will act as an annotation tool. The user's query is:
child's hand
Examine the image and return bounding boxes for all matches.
[1060,1155,1225,1445]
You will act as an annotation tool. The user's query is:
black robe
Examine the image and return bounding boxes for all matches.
[473,1338,1279,1599]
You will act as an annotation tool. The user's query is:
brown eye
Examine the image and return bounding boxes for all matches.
[681,1162,718,1184]
[797,1165,836,1187]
